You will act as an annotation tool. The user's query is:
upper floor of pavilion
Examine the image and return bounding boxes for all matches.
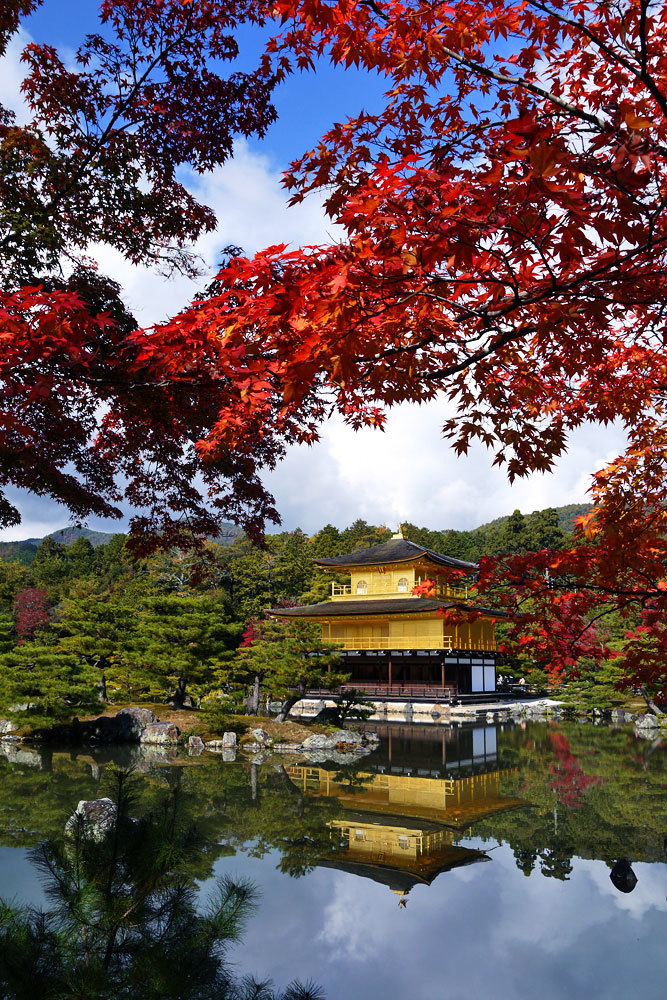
[314,528,477,602]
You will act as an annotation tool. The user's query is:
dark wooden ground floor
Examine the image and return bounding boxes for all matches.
[326,649,498,696]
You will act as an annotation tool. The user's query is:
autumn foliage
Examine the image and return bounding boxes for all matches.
[2,2,667,700]
[13,586,48,640]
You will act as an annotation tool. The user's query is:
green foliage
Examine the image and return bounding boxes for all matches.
[227,618,347,718]
[130,593,241,706]
[201,697,236,737]
[0,613,14,654]
[0,639,99,726]
[0,770,323,1000]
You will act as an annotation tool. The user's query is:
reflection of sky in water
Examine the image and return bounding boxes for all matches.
[0,721,664,1000]
[206,846,666,1000]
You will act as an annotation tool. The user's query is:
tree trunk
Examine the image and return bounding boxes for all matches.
[640,685,665,716]
[245,674,261,716]
[171,675,187,709]
[275,765,304,818]
[97,673,107,702]
[275,680,306,723]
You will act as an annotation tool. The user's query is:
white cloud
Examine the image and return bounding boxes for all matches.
[92,141,336,327]
[0,44,628,541]
[0,28,31,125]
[264,400,627,533]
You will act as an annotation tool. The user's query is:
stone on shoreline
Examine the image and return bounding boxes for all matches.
[0,720,18,736]
[250,728,272,745]
[141,721,180,745]
[222,731,237,747]
[188,735,204,755]
[301,733,335,750]
[116,707,157,739]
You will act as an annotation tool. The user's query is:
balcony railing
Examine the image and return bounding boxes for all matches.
[331,583,469,600]
[331,636,497,651]
[335,635,454,650]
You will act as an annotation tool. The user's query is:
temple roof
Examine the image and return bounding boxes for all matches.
[313,537,477,571]
[269,597,505,617]
[318,849,489,891]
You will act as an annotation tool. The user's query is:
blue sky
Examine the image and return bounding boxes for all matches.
[1,2,626,539]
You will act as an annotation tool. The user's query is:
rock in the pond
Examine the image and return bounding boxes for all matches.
[116,706,157,739]
[250,728,272,745]
[330,729,364,746]
[634,713,660,731]
[365,731,380,743]
[188,735,204,755]
[222,749,236,762]
[222,731,237,748]
[0,720,18,736]
[301,733,334,750]
[65,798,117,842]
[273,742,303,752]
[205,740,225,752]
[141,721,180,745]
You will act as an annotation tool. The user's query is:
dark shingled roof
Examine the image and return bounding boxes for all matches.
[313,537,477,571]
[269,597,506,617]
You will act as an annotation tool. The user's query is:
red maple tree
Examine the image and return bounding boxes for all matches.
[3,2,667,701]
[13,586,49,640]
[147,0,665,701]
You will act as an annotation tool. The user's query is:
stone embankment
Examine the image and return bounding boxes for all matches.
[289,697,667,737]
[196,727,381,765]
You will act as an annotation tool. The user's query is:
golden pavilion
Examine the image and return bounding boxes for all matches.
[285,723,522,901]
[270,528,502,697]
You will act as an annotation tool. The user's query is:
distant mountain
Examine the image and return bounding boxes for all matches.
[35,526,121,547]
[0,522,244,565]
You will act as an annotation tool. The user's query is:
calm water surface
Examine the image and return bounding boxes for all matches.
[0,721,664,999]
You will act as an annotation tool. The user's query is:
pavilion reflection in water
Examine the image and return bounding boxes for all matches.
[287,723,523,903]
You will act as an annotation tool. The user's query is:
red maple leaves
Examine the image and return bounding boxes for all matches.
[3,3,667,700]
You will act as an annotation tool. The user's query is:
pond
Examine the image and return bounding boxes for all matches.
[0,721,664,999]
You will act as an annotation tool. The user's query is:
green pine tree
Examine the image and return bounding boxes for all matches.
[225,618,348,720]
[0,639,99,727]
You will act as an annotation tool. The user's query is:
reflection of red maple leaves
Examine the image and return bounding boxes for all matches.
[548,732,603,809]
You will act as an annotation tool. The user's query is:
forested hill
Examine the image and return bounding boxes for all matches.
[474,503,591,537]
[0,505,589,568]
[0,522,244,566]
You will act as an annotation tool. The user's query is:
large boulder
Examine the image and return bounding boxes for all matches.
[222,731,237,748]
[116,707,157,740]
[0,720,18,736]
[65,798,117,842]
[188,735,204,755]
[141,721,180,745]
[633,713,661,738]
[330,729,364,746]
[301,733,335,750]
[250,728,272,745]
[609,859,638,893]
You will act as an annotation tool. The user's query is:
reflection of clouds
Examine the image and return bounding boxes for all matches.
[218,844,666,1000]
[317,875,395,962]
